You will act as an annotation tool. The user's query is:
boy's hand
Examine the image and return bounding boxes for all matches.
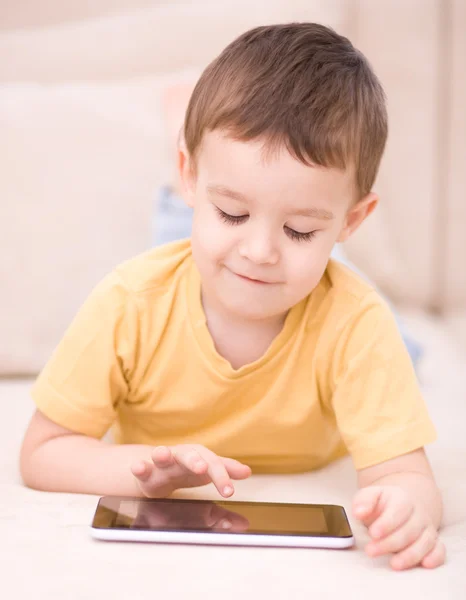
[353,485,445,570]
[131,444,252,499]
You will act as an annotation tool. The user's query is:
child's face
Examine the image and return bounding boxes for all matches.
[180,130,376,322]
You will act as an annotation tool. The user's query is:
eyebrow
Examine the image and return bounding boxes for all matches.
[206,184,335,220]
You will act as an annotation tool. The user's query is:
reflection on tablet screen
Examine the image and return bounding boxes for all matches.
[115,499,328,535]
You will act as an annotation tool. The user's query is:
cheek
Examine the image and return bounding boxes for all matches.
[191,205,231,260]
[287,253,324,283]
[285,236,333,284]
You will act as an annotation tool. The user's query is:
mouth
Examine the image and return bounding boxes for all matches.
[234,272,275,285]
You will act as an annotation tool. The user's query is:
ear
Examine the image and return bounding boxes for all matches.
[336,192,378,243]
[177,134,197,208]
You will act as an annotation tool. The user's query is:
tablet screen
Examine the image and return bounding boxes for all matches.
[93,497,352,538]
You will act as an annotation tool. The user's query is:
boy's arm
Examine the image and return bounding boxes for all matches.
[20,409,153,496]
[352,448,446,570]
[20,410,251,497]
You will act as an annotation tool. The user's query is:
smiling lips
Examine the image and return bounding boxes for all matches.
[235,272,275,284]
[224,265,277,284]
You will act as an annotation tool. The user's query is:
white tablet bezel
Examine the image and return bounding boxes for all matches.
[90,525,354,548]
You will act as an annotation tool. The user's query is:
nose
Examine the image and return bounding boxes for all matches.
[237,227,279,265]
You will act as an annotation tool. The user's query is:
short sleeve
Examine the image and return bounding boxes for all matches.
[330,292,437,470]
[31,271,138,438]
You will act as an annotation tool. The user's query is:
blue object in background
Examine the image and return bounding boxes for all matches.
[152,185,193,246]
[152,186,423,368]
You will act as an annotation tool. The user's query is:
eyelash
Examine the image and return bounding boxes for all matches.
[214,206,317,243]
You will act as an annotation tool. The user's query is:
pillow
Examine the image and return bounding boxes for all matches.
[0,76,171,375]
[152,187,423,368]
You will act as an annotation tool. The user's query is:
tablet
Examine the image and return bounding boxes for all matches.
[91,496,354,549]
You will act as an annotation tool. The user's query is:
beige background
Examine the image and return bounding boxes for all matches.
[1,0,465,371]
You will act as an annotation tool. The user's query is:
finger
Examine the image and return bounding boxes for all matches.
[218,518,233,530]
[202,503,219,528]
[151,446,176,469]
[171,446,209,476]
[220,507,250,532]
[216,513,250,532]
[421,539,446,569]
[209,504,249,532]
[365,511,424,557]
[131,460,154,482]
[368,498,415,541]
[197,449,235,498]
[390,526,438,571]
[226,513,250,532]
[353,486,384,526]
[221,457,252,479]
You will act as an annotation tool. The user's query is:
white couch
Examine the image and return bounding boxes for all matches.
[1,2,465,597]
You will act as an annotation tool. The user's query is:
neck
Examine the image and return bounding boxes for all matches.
[199,286,289,369]
[200,286,287,334]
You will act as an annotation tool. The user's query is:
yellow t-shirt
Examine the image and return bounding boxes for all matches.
[32,239,437,473]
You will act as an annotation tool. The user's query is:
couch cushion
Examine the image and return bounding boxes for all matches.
[444,0,466,310]
[0,1,164,31]
[0,76,171,373]
[0,1,350,83]
[344,0,441,309]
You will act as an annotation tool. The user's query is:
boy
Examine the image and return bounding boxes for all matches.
[20,23,445,570]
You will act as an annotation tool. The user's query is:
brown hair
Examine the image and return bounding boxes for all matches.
[184,22,388,198]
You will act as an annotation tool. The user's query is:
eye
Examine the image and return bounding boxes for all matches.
[214,205,316,242]
[214,206,248,225]
[284,227,317,243]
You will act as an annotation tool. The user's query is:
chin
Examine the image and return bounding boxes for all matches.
[219,294,285,321]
